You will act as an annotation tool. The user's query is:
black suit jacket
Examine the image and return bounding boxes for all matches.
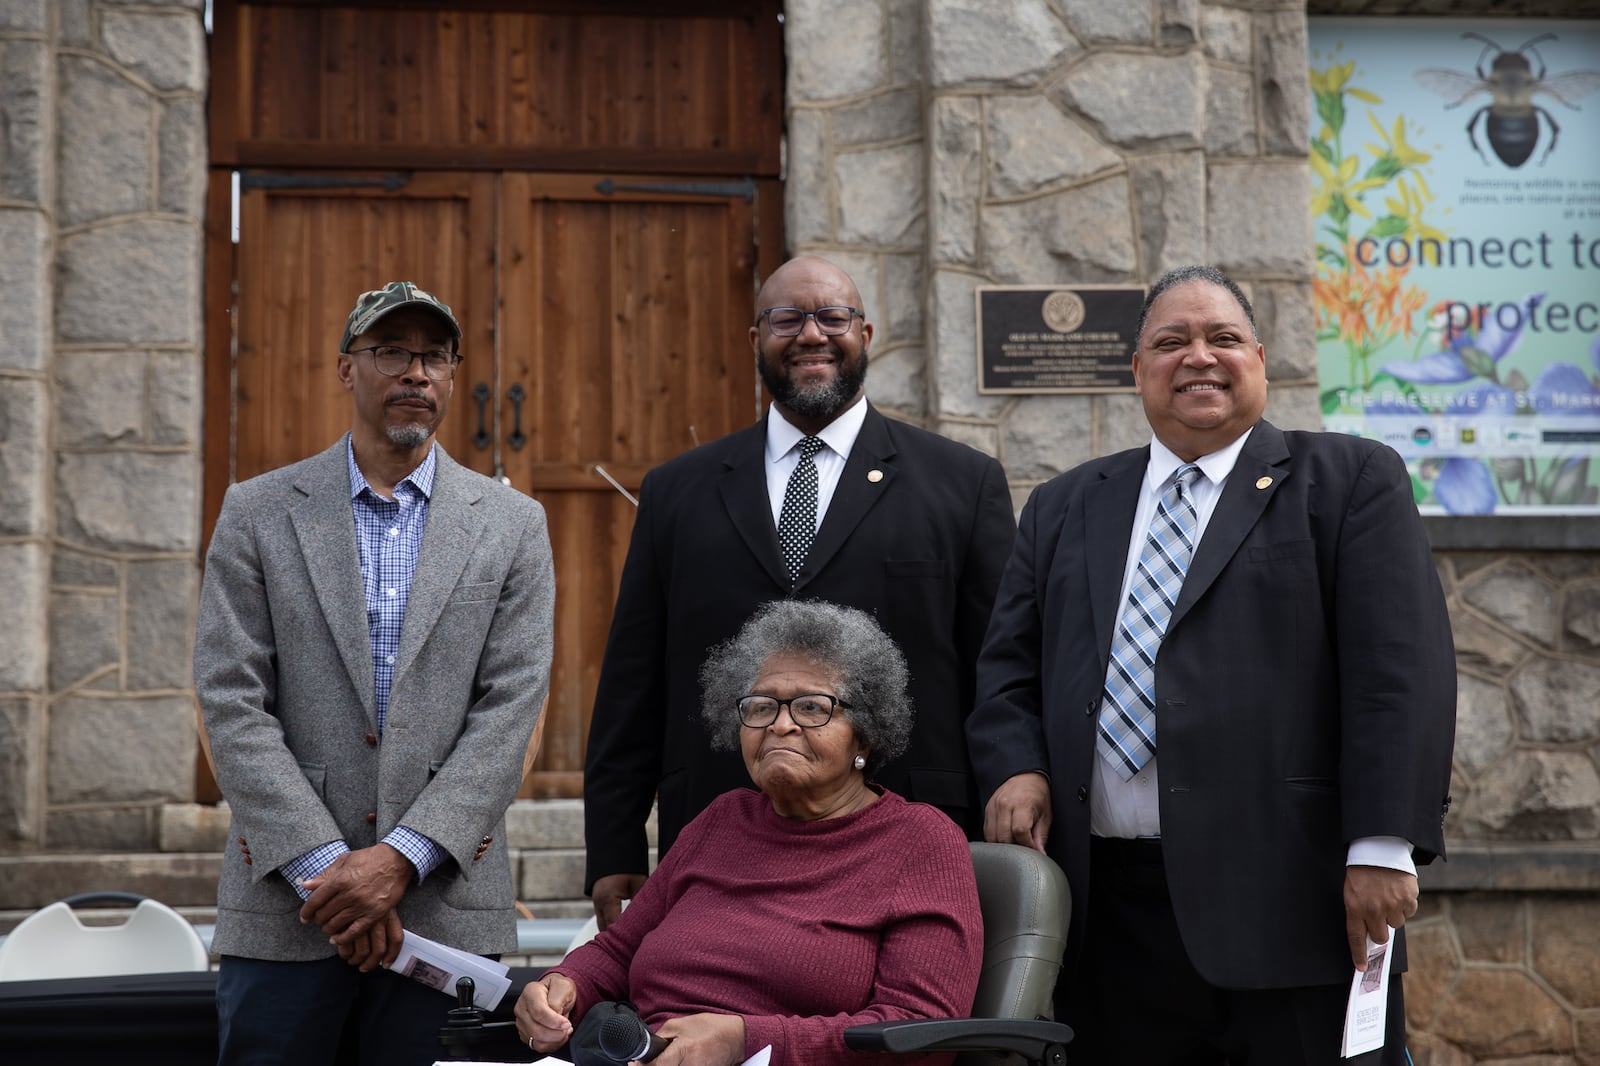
[584,404,1017,890]
[968,421,1455,989]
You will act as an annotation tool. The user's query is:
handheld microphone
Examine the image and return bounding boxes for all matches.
[596,1004,669,1063]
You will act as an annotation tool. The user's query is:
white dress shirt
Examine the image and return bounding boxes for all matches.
[764,397,869,530]
[1090,430,1414,875]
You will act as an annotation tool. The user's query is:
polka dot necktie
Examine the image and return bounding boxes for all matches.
[778,436,825,586]
[1097,463,1203,780]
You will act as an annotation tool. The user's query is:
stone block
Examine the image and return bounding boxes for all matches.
[832,87,920,147]
[59,56,152,228]
[0,377,48,535]
[1205,65,1258,157]
[1206,161,1313,275]
[1432,970,1573,1057]
[1565,581,1600,649]
[49,588,120,691]
[0,698,43,843]
[159,802,232,853]
[1453,895,1523,963]
[1201,5,1253,65]
[1462,751,1600,841]
[883,252,924,346]
[0,210,50,371]
[986,96,1121,200]
[981,176,1138,285]
[52,548,118,588]
[1255,9,1309,156]
[1158,0,1199,46]
[784,107,833,245]
[46,806,157,851]
[0,542,47,691]
[516,847,587,901]
[1053,52,1205,150]
[1060,0,1150,44]
[836,142,924,247]
[1531,898,1600,1009]
[933,418,999,459]
[1532,554,1595,582]
[931,95,980,265]
[1096,391,1149,458]
[1448,600,1529,674]
[507,798,585,849]
[1260,381,1320,433]
[126,558,197,690]
[1454,671,1513,776]
[1002,396,1093,481]
[1251,281,1317,382]
[927,0,1076,89]
[102,9,206,92]
[0,40,49,203]
[0,0,46,30]
[868,345,927,418]
[1510,656,1600,744]
[47,695,196,805]
[1462,567,1560,648]
[0,852,221,911]
[158,94,206,217]
[149,350,202,445]
[786,0,883,101]
[887,0,922,87]
[1402,920,1460,1028]
[56,350,146,446]
[56,450,199,552]
[57,0,91,45]
[1131,152,1207,279]
[58,218,203,346]
[930,269,1008,420]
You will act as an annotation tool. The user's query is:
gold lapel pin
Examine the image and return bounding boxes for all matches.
[867,469,884,483]
[1255,476,1273,490]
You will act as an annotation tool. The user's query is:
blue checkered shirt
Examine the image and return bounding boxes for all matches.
[279,437,446,900]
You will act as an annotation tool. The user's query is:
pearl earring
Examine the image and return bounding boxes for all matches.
[853,754,866,771]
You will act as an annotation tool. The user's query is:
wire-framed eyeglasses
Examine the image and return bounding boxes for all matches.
[758,306,863,337]
[737,693,852,729]
[348,345,464,381]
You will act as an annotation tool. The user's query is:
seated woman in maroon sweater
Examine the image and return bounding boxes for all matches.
[515,599,983,1065]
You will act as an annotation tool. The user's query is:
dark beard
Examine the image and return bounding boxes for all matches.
[760,348,869,421]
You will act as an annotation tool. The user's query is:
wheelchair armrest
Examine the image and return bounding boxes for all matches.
[844,1017,1074,1062]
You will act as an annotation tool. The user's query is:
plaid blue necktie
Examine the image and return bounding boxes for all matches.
[1097,463,1203,780]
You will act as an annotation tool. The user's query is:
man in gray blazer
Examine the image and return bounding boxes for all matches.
[195,282,555,1066]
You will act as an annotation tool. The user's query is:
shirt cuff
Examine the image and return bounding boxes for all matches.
[1346,836,1416,876]
[280,840,351,901]
[384,825,446,882]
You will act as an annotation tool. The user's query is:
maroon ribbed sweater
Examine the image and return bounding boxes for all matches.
[554,788,983,1065]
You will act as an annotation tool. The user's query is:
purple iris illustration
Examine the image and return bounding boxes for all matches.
[1381,293,1544,385]
[1433,458,1497,514]
[1527,363,1600,416]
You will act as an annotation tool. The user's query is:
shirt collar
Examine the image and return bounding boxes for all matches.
[765,396,870,463]
[346,433,438,501]
[1144,425,1255,493]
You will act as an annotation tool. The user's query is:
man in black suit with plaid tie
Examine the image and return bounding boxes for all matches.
[969,266,1455,1063]
[583,255,1017,928]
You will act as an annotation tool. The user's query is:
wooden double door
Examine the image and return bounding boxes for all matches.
[204,1,784,798]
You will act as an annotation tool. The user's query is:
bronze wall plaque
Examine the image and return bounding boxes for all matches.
[976,285,1146,394]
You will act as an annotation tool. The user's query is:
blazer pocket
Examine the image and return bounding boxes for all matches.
[1247,539,1315,563]
[447,582,500,604]
[886,559,947,579]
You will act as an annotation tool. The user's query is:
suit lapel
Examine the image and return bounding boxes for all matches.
[1170,421,1291,630]
[1083,448,1148,668]
[395,448,484,685]
[287,441,376,724]
[717,422,789,591]
[795,405,895,592]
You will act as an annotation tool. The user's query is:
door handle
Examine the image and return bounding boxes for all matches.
[471,383,491,450]
[507,384,527,451]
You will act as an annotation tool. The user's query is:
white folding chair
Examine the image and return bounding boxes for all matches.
[0,896,210,981]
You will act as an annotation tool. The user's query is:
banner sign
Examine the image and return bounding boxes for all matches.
[1308,18,1600,513]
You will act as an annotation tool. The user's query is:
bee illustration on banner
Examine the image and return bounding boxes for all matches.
[1414,32,1600,168]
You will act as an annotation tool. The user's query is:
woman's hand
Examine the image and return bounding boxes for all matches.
[514,973,577,1052]
[648,1012,746,1066]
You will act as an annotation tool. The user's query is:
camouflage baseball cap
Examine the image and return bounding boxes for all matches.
[339,282,462,352]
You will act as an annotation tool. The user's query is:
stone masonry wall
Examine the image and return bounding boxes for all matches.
[786,2,1599,1062]
[0,0,207,852]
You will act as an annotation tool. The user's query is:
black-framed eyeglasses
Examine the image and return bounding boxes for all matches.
[348,345,464,381]
[737,693,852,729]
[758,306,863,337]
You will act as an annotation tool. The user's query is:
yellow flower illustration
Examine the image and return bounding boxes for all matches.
[1364,113,1431,169]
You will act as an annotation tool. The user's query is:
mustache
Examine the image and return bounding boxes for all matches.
[387,388,435,410]
[782,341,841,362]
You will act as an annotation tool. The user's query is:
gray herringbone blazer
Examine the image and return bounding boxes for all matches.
[195,439,555,961]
